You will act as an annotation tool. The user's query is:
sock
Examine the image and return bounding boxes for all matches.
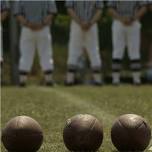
[132,71,141,84]
[0,61,3,83]
[45,73,53,83]
[93,73,102,83]
[66,72,75,83]
[20,74,27,84]
[112,59,122,84]
[112,72,120,84]
[130,59,141,84]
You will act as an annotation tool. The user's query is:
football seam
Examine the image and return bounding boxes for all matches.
[136,120,146,130]
[90,119,97,131]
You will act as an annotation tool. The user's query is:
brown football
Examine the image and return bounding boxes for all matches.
[2,116,43,152]
[63,114,103,151]
[111,114,151,151]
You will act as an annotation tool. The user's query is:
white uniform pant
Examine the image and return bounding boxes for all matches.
[0,24,3,62]
[112,20,141,60]
[68,20,101,69]
[19,26,53,72]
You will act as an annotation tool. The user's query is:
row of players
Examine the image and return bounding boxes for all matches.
[1,1,152,86]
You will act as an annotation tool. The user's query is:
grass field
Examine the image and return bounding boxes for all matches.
[1,85,152,152]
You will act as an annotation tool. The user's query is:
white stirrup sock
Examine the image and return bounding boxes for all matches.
[132,72,141,84]
[112,72,120,84]
[45,74,53,83]
[66,72,75,83]
[20,75,27,84]
[93,73,102,83]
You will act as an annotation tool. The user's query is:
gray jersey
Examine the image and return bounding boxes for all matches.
[66,1,104,22]
[14,1,57,24]
[107,1,146,17]
[1,0,10,12]
[147,0,152,5]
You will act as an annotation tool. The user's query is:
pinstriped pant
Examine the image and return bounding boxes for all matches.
[0,25,3,62]
[67,20,102,69]
[112,20,141,60]
[19,26,54,72]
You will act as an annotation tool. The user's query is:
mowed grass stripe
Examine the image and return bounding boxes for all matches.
[58,86,152,123]
[52,88,115,123]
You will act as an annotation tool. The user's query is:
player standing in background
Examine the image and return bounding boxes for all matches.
[108,1,147,85]
[0,0,9,65]
[65,1,103,86]
[146,1,152,83]
[13,1,57,86]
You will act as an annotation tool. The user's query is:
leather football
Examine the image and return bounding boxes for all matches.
[111,114,151,151]
[63,114,103,151]
[2,116,43,152]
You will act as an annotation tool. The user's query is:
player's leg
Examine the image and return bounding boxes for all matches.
[37,27,54,86]
[146,43,152,83]
[127,21,141,85]
[19,27,36,86]
[0,24,3,84]
[112,20,126,85]
[76,48,88,84]
[85,24,102,85]
[0,25,3,65]
[66,21,83,85]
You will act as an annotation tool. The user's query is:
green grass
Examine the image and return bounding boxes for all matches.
[1,85,152,152]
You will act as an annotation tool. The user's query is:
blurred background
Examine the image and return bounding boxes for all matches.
[1,1,152,85]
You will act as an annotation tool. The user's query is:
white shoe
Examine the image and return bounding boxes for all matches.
[133,78,141,85]
[132,72,141,85]
[112,78,120,85]
[112,72,120,85]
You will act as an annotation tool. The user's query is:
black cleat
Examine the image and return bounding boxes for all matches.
[91,80,103,86]
[133,79,141,86]
[64,80,76,86]
[133,81,141,86]
[19,82,26,87]
[46,81,54,87]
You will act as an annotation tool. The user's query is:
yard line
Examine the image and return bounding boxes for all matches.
[39,87,116,125]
